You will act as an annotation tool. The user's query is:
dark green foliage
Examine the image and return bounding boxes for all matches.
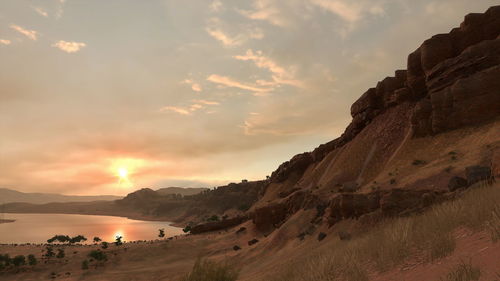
[158,228,165,238]
[88,250,107,262]
[114,236,123,246]
[47,235,70,244]
[207,215,219,222]
[101,242,109,249]
[183,225,192,233]
[45,247,55,258]
[81,260,89,270]
[12,255,26,267]
[93,237,102,244]
[27,254,37,266]
[56,249,65,259]
[70,235,87,244]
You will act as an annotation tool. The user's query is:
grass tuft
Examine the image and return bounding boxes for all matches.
[440,259,481,281]
[181,258,238,281]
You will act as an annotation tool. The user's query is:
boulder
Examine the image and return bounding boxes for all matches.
[270,153,314,183]
[317,232,327,242]
[235,227,247,235]
[448,176,468,191]
[252,203,288,233]
[329,193,380,225]
[465,166,492,185]
[379,189,430,216]
[233,245,241,251]
[248,239,259,246]
[190,216,248,235]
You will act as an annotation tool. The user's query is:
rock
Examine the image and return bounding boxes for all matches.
[317,232,327,241]
[465,166,492,185]
[248,239,259,246]
[233,245,241,251]
[252,203,288,233]
[379,189,430,216]
[448,176,468,191]
[329,193,380,225]
[420,33,456,75]
[235,227,247,234]
[190,216,248,235]
[338,231,352,241]
[270,153,314,183]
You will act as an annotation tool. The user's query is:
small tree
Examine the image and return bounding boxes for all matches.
[114,236,123,246]
[101,241,109,249]
[70,235,87,244]
[93,237,102,244]
[158,228,165,238]
[12,255,26,267]
[56,249,65,259]
[27,254,37,266]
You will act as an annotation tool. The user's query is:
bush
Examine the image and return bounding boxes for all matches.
[27,254,37,266]
[81,260,89,270]
[12,255,26,267]
[88,250,107,262]
[181,258,238,281]
[56,249,65,259]
[183,225,192,233]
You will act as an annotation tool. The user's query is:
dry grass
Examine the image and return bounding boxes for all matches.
[487,205,500,242]
[181,258,239,281]
[440,260,481,281]
[271,181,500,281]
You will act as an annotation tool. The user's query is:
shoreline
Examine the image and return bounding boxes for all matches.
[1,211,176,224]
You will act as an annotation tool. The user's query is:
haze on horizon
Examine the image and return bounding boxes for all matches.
[0,0,496,196]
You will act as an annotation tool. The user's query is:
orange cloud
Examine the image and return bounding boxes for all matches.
[207,74,272,93]
[0,39,11,45]
[52,40,87,53]
[10,24,38,41]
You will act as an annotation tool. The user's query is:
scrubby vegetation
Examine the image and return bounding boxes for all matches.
[181,258,239,281]
[440,260,481,281]
[272,181,500,281]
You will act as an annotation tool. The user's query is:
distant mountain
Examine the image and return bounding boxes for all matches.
[156,187,208,196]
[0,188,122,204]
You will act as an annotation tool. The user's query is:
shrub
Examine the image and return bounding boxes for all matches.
[56,249,65,259]
[81,260,89,270]
[440,260,480,281]
[12,255,26,267]
[88,250,107,262]
[183,225,192,233]
[27,254,37,266]
[101,242,109,249]
[181,258,238,281]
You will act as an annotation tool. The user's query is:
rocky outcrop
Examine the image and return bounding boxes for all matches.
[190,216,248,234]
[270,153,314,183]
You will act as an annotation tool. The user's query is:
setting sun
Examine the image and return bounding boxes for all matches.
[117,168,128,180]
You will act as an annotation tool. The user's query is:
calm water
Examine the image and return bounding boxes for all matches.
[0,213,184,244]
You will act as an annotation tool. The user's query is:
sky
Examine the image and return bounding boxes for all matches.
[0,0,497,196]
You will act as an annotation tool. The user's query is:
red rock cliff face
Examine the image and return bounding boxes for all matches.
[255,6,500,234]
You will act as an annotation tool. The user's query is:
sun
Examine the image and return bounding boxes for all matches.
[117,167,128,180]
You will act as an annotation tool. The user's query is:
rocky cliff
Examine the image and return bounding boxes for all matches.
[242,6,500,236]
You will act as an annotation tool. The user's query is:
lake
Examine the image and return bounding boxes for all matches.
[0,213,184,244]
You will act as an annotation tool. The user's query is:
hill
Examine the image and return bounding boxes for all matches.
[0,188,122,204]
[156,187,208,196]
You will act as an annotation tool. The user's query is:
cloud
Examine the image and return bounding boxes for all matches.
[182,79,203,92]
[56,0,67,19]
[9,24,38,41]
[234,49,304,88]
[210,0,224,12]
[239,0,289,27]
[309,0,361,23]
[32,6,49,17]
[207,74,272,93]
[205,17,264,47]
[160,100,219,116]
[0,39,11,45]
[160,106,192,115]
[192,99,220,106]
[52,40,86,53]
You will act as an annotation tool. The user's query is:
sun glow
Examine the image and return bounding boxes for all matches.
[109,158,146,188]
